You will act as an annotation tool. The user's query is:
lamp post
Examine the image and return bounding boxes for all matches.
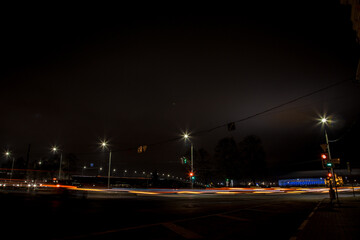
[183,133,194,189]
[5,151,15,182]
[320,117,339,202]
[101,140,112,189]
[51,146,63,180]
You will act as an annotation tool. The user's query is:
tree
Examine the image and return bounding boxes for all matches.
[238,135,267,185]
[214,137,242,181]
[194,148,216,186]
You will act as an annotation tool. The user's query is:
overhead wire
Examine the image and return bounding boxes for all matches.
[111,76,354,153]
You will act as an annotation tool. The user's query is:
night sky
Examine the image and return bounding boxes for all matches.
[1,1,359,177]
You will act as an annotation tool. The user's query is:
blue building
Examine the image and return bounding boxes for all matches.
[278,178,325,187]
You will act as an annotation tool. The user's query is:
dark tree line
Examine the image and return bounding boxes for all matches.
[183,135,267,186]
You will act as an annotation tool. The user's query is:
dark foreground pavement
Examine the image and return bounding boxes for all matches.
[0,190,359,239]
[293,196,360,240]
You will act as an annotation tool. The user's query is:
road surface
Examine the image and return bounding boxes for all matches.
[0,189,339,240]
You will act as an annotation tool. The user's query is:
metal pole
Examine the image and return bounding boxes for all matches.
[325,129,339,202]
[10,157,15,182]
[58,153,63,180]
[347,162,355,197]
[191,144,194,189]
[107,150,112,189]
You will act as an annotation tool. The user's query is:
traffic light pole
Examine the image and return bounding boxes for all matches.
[324,129,339,203]
[107,150,112,189]
[191,144,194,189]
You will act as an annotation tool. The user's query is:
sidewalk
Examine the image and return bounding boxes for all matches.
[295,196,360,240]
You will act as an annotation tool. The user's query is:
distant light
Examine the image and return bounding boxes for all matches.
[5,151,10,156]
[321,118,327,123]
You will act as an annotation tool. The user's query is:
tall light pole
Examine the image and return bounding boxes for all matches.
[101,140,112,189]
[5,151,15,182]
[183,133,194,189]
[52,146,63,180]
[320,117,339,202]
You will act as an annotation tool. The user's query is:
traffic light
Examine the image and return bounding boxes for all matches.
[321,153,332,169]
[181,157,188,164]
[189,172,194,177]
[328,172,332,178]
[326,162,333,168]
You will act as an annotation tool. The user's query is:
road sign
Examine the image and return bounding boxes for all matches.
[137,145,148,153]
[332,158,340,164]
[320,144,328,152]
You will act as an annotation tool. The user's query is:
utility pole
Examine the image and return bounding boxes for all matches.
[191,144,194,189]
[107,150,112,189]
[324,128,339,203]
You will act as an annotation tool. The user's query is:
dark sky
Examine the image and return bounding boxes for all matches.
[1,1,359,177]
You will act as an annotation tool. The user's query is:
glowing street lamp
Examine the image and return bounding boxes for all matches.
[183,132,194,189]
[319,115,338,202]
[100,140,112,189]
[4,151,15,181]
[51,146,63,180]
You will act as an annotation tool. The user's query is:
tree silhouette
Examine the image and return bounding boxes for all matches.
[214,137,242,181]
[238,135,267,185]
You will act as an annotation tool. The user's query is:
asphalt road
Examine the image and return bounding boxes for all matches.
[0,190,329,240]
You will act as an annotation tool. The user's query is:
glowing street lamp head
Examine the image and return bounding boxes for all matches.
[5,151,10,157]
[100,140,109,150]
[51,145,60,153]
[321,118,327,124]
[184,133,189,139]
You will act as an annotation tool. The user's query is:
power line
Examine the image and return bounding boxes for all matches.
[11,76,353,156]
[114,76,353,152]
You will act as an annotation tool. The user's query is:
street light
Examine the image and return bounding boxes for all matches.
[100,140,112,189]
[183,132,194,189]
[320,116,338,202]
[51,146,63,180]
[4,151,15,181]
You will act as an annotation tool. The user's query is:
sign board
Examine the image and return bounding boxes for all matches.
[332,158,340,164]
[320,144,328,152]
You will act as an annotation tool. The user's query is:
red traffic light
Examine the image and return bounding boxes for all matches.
[328,172,332,178]
[321,153,328,160]
[189,172,194,177]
